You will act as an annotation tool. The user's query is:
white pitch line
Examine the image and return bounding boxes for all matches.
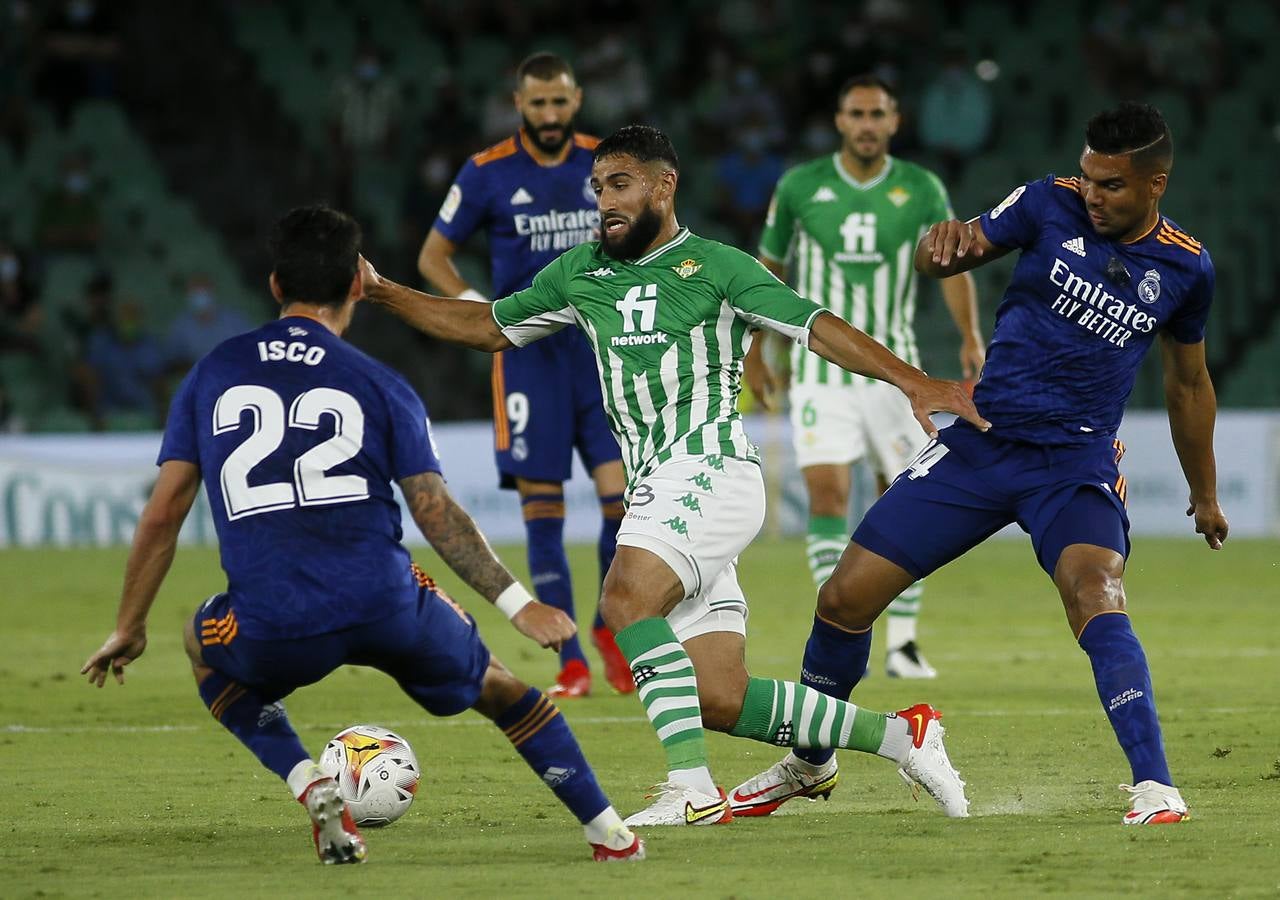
[5,707,1269,735]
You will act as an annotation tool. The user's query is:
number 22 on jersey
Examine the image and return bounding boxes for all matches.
[215,384,369,520]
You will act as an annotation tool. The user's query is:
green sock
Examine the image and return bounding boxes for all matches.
[805,514,847,588]
[730,676,899,759]
[614,617,709,772]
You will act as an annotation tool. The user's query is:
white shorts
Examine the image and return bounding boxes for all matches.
[790,380,930,477]
[616,454,765,641]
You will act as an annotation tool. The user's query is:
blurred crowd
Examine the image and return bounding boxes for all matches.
[0,0,1251,429]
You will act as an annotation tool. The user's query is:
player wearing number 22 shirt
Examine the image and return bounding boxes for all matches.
[82,206,644,864]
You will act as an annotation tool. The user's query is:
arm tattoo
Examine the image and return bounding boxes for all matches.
[399,472,515,601]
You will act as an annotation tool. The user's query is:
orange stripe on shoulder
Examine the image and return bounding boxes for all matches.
[472,137,519,167]
[1053,177,1080,193]
[573,133,600,150]
[1156,224,1202,256]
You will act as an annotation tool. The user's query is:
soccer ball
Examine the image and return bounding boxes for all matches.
[318,725,420,827]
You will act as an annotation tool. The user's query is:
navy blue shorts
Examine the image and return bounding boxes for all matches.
[195,576,490,717]
[852,421,1131,578]
[491,327,621,488]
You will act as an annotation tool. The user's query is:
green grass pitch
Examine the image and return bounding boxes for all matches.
[3,538,1278,898]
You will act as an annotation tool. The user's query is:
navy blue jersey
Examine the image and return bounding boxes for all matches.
[432,132,601,296]
[159,316,443,639]
[975,175,1214,445]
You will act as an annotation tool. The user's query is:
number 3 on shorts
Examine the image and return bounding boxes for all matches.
[905,440,949,480]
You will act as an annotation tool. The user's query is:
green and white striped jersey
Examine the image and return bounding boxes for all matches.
[760,154,953,386]
[492,227,824,490]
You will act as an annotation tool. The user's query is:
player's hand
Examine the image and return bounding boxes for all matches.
[925,219,984,268]
[81,628,147,687]
[1187,495,1228,550]
[902,374,990,439]
[358,254,387,302]
[511,601,577,652]
[743,340,781,411]
[959,335,986,381]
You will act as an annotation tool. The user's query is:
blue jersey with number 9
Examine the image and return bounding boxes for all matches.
[158,316,442,639]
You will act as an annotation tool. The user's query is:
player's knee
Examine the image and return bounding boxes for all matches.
[816,574,872,628]
[1064,567,1127,620]
[698,675,749,733]
[474,655,528,720]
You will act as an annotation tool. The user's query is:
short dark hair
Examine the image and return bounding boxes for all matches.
[837,73,898,107]
[516,52,574,87]
[268,205,361,307]
[593,125,680,172]
[1085,102,1173,174]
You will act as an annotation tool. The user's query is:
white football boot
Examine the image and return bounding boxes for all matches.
[895,703,969,817]
[1121,780,1189,824]
[728,752,839,817]
[885,641,938,679]
[300,776,367,864]
[623,782,733,827]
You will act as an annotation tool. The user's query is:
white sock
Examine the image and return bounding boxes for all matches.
[886,613,917,651]
[583,806,630,847]
[286,759,324,799]
[877,714,912,764]
[669,765,717,796]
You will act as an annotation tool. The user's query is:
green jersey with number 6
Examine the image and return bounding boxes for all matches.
[492,227,825,490]
[760,154,953,386]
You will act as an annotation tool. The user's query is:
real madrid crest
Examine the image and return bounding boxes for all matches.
[673,259,702,278]
[1138,269,1161,304]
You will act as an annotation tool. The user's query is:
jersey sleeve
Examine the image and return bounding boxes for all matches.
[491,254,577,346]
[1163,247,1215,344]
[758,170,796,263]
[721,245,825,344]
[157,365,200,466]
[384,377,444,479]
[431,159,489,245]
[978,176,1053,249]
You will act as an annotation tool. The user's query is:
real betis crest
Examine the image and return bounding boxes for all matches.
[673,258,702,278]
[887,187,910,207]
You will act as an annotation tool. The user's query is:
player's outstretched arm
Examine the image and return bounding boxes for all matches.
[808,312,990,439]
[1159,335,1228,549]
[81,460,201,686]
[361,256,513,352]
[915,217,1009,279]
[398,471,576,650]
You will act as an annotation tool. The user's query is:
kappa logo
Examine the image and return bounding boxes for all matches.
[672,258,702,279]
[1061,236,1087,257]
[811,186,838,203]
[585,266,616,278]
[510,187,534,205]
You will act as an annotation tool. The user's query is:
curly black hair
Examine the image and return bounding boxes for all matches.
[1085,102,1173,173]
[268,205,362,307]
[593,125,680,172]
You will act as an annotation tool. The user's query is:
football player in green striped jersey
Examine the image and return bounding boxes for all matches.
[362,125,985,825]
[746,74,984,682]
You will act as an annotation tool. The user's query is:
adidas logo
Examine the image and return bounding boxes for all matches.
[510,187,534,205]
[585,266,615,277]
[811,186,838,203]
[1061,236,1086,257]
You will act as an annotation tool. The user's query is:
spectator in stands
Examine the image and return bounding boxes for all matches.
[918,40,993,184]
[1144,1,1220,121]
[713,118,785,249]
[163,274,253,375]
[34,151,103,255]
[0,238,39,333]
[80,297,166,430]
[577,35,651,133]
[330,41,402,217]
[34,0,121,127]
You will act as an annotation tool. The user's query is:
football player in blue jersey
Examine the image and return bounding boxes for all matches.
[741,102,1228,825]
[418,52,632,700]
[81,206,644,864]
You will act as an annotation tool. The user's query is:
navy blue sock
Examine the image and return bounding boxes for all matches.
[197,672,308,781]
[523,492,584,666]
[594,493,624,631]
[795,615,873,767]
[496,688,610,824]
[1077,611,1173,786]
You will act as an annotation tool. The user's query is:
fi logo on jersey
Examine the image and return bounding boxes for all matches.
[612,283,670,347]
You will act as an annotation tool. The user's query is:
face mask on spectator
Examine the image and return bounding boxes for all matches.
[355,60,381,82]
[65,172,91,194]
[67,0,94,24]
[187,288,215,313]
[0,255,18,282]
